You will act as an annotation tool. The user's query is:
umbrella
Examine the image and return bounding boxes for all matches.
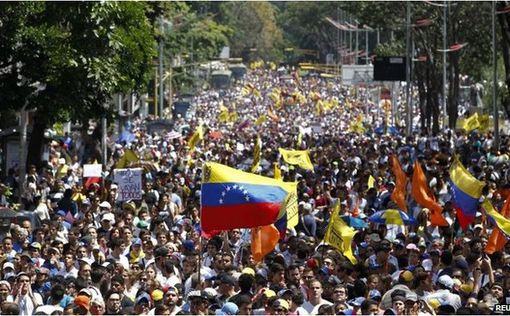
[340,215,368,229]
[369,209,415,226]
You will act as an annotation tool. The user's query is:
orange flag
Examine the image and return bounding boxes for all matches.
[486,195,510,254]
[411,160,448,227]
[251,224,280,262]
[390,155,408,212]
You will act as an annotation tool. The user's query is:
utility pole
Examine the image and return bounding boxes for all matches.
[443,1,448,129]
[355,20,359,65]
[493,1,500,148]
[158,17,165,119]
[405,2,412,135]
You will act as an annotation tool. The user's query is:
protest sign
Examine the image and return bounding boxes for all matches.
[113,168,143,201]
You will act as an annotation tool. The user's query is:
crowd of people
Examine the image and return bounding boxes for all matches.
[0,64,509,315]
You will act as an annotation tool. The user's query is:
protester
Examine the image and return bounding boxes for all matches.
[0,63,509,316]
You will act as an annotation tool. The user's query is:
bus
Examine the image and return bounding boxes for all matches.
[229,63,247,82]
[211,70,232,90]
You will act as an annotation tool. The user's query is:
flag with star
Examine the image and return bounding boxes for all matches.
[201,162,291,232]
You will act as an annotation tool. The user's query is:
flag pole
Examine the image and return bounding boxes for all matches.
[197,233,202,289]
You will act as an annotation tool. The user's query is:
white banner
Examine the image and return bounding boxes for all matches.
[113,168,143,201]
[83,164,102,178]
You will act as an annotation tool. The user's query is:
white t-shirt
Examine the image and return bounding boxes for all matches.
[302,299,332,315]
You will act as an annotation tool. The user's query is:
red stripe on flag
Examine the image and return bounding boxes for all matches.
[201,202,282,231]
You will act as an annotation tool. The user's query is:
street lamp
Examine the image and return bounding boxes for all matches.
[158,17,172,119]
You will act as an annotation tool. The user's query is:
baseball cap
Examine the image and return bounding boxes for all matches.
[101,213,115,223]
[406,243,419,252]
[182,240,194,251]
[137,220,149,229]
[3,272,16,280]
[215,302,239,315]
[405,293,418,302]
[437,275,454,289]
[78,288,93,297]
[263,289,276,299]
[166,286,178,295]
[218,273,236,286]
[273,299,289,311]
[241,267,255,277]
[136,292,151,305]
[99,201,112,209]
[74,295,90,310]
[152,289,164,302]
[278,288,294,298]
[369,289,382,300]
[2,262,14,271]
[30,242,42,250]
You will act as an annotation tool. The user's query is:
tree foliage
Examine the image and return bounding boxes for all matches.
[0,2,156,125]
[217,2,284,60]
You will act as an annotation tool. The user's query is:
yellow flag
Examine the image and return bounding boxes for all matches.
[282,182,299,229]
[315,100,324,116]
[218,110,230,123]
[478,114,490,132]
[348,115,365,134]
[324,200,358,264]
[115,149,139,169]
[250,136,262,173]
[367,175,376,189]
[274,163,282,180]
[255,115,266,126]
[188,125,204,151]
[296,131,303,148]
[463,112,480,132]
[278,148,314,171]
[229,112,239,123]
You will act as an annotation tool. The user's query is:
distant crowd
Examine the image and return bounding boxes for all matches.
[0,65,509,315]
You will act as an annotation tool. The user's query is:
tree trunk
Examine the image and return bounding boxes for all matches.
[425,68,433,132]
[452,51,460,126]
[431,71,440,134]
[416,64,427,131]
[26,113,49,169]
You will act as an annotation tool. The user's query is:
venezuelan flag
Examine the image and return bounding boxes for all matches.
[368,209,415,225]
[201,162,290,232]
[449,157,485,230]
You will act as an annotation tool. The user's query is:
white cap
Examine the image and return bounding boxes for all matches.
[2,262,14,270]
[101,213,115,224]
[99,201,111,209]
[437,275,454,289]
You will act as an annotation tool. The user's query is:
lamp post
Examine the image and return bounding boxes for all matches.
[406,2,412,136]
[158,17,164,119]
[494,1,500,149]
[443,1,448,129]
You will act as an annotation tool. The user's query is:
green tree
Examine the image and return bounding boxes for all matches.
[218,1,284,60]
[0,2,156,167]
